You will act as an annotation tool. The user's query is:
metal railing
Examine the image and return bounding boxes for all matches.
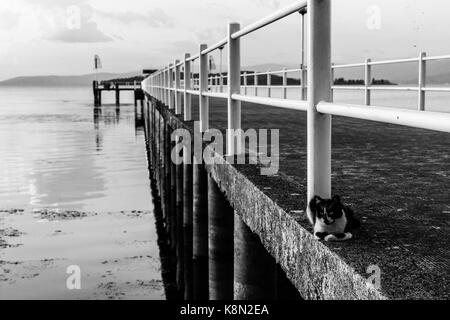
[142,0,450,215]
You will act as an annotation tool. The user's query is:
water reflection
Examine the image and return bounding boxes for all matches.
[135,105,145,136]
[0,88,151,211]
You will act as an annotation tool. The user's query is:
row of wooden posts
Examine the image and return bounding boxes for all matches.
[143,96,301,300]
[92,80,145,107]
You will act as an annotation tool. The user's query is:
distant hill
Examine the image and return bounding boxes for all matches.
[0,71,143,87]
[2,59,448,87]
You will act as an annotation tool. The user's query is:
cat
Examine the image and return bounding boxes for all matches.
[308,195,360,242]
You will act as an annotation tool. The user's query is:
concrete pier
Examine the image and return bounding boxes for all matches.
[139,94,444,300]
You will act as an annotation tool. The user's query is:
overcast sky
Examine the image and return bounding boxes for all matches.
[0,0,449,80]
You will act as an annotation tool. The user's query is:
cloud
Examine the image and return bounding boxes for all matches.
[195,26,226,44]
[96,8,173,28]
[33,2,114,43]
[250,0,280,10]
[47,20,113,43]
[0,9,22,29]
[21,0,87,8]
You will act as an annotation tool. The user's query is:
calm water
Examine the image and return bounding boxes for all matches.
[0,87,151,210]
[0,87,164,300]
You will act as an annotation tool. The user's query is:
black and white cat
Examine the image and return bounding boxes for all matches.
[308,195,360,242]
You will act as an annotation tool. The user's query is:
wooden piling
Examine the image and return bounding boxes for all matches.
[193,162,209,300]
[176,139,184,295]
[208,175,234,300]
[98,90,102,106]
[183,162,193,300]
[170,130,177,250]
[115,83,120,106]
[234,214,277,300]
[92,81,99,106]
[276,265,302,300]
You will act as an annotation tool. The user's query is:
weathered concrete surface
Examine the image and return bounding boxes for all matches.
[147,95,449,300]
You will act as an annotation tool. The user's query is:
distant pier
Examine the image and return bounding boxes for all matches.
[93,80,145,107]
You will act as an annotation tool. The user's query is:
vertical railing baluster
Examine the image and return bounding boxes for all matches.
[365,58,372,106]
[244,72,248,95]
[283,68,288,99]
[227,22,241,156]
[267,70,272,98]
[184,54,192,121]
[330,63,334,102]
[169,64,175,110]
[418,52,426,111]
[307,0,332,225]
[199,44,209,132]
[254,73,258,96]
[300,8,307,100]
[166,67,170,106]
[175,60,181,114]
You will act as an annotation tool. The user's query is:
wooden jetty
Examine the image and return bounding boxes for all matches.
[93,80,145,107]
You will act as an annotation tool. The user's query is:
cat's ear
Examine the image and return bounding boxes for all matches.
[309,196,322,213]
[332,195,341,204]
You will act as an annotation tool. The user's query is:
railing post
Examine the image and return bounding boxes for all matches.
[330,64,334,102]
[169,64,175,110]
[365,58,372,106]
[159,73,162,102]
[244,72,248,95]
[307,0,332,225]
[227,22,241,156]
[165,67,169,106]
[175,60,182,114]
[254,73,258,96]
[267,70,272,98]
[162,69,166,105]
[164,68,168,106]
[184,54,192,121]
[200,44,209,132]
[283,68,288,99]
[418,52,426,111]
[300,8,307,100]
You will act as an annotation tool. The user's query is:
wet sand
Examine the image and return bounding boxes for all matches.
[0,209,164,300]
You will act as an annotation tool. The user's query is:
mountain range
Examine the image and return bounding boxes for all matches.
[1,60,449,86]
[0,71,141,87]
